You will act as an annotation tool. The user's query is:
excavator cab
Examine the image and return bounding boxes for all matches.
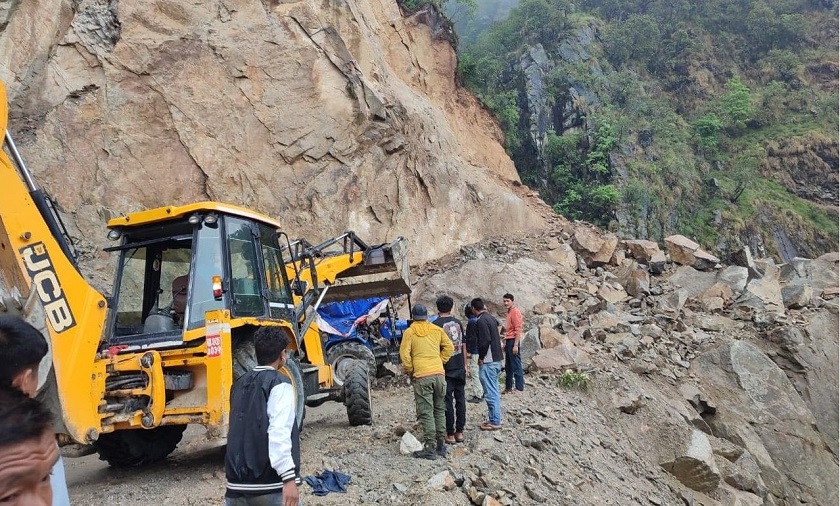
[103,211,295,351]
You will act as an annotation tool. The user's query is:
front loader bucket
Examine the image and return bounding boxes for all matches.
[322,238,411,303]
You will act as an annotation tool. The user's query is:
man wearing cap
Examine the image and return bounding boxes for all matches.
[400,304,455,460]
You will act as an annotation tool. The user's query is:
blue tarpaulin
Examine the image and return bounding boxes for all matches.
[317,297,385,337]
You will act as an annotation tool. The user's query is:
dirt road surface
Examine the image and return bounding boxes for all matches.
[66,375,685,506]
[66,384,464,505]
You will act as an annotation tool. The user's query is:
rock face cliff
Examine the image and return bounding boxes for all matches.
[0,0,544,285]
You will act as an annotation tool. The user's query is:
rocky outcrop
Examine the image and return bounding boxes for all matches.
[411,222,839,506]
[694,340,839,505]
[0,0,544,283]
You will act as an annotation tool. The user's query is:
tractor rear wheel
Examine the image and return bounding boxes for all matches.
[280,358,306,429]
[327,341,376,386]
[232,333,306,429]
[344,362,373,426]
[94,425,186,467]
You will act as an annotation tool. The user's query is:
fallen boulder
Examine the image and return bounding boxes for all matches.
[660,429,721,492]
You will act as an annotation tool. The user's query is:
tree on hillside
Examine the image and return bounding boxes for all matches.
[721,77,754,132]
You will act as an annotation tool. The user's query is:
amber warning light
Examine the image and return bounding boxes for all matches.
[212,276,223,300]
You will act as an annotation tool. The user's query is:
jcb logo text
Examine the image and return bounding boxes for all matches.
[20,242,76,333]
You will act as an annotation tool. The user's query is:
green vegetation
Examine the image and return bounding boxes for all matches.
[450,0,838,258]
[557,370,591,391]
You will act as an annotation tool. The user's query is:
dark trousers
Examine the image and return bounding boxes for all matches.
[504,339,524,391]
[444,375,466,434]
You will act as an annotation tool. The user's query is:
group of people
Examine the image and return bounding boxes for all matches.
[398,293,525,461]
[0,293,526,505]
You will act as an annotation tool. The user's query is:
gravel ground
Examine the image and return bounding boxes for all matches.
[66,374,688,506]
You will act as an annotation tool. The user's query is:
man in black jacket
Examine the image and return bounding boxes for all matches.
[471,298,504,431]
[225,327,301,506]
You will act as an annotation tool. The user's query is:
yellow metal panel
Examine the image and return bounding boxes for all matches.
[1,82,109,443]
[106,202,282,230]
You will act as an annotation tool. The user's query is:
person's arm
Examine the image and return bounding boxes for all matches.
[512,309,523,353]
[440,329,454,364]
[267,382,299,488]
[476,318,491,362]
[399,331,413,376]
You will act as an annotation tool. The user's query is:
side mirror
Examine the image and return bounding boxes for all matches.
[291,280,308,297]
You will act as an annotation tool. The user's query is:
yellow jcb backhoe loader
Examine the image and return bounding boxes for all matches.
[0,81,410,467]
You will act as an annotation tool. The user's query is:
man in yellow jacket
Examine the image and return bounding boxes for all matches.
[400,304,454,460]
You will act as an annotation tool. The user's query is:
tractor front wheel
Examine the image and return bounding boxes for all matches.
[344,362,373,426]
[94,425,186,467]
[326,341,376,386]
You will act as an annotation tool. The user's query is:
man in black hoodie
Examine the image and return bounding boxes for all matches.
[225,327,301,506]
[471,298,504,430]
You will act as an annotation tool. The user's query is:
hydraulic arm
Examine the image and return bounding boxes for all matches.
[0,82,108,443]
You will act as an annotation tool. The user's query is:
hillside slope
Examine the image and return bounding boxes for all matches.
[0,0,544,285]
[456,0,838,262]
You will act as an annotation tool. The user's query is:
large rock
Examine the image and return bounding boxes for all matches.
[413,257,557,315]
[780,255,840,296]
[669,266,718,299]
[623,239,663,264]
[768,312,839,457]
[519,326,541,371]
[660,429,721,492]
[665,235,720,271]
[693,340,839,504]
[1,0,545,283]
[540,243,578,272]
[716,266,749,294]
[732,264,784,315]
[530,344,590,372]
[616,259,650,297]
[571,228,614,267]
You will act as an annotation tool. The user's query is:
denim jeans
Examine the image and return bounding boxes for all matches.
[504,339,525,391]
[225,492,301,505]
[479,361,502,426]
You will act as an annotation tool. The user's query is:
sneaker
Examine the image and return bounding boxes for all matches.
[467,396,483,404]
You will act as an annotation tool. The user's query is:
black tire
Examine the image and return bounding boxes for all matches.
[326,341,376,386]
[280,358,306,430]
[94,425,186,467]
[344,362,373,426]
[232,337,257,381]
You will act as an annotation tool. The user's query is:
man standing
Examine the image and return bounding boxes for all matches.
[0,316,70,506]
[432,296,467,444]
[225,327,301,506]
[400,304,454,460]
[502,293,525,394]
[463,303,483,403]
[471,298,503,431]
[0,387,59,506]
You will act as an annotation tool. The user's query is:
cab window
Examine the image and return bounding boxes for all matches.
[226,218,265,317]
[259,224,294,321]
